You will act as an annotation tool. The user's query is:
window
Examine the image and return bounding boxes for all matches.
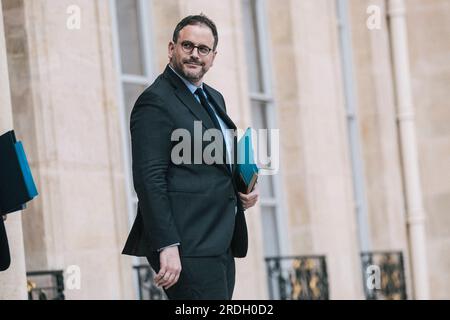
[111,0,155,228]
[242,0,288,258]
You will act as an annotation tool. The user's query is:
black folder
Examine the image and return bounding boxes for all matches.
[0,130,38,214]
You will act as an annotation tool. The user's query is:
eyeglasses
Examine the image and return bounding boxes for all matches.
[179,41,213,56]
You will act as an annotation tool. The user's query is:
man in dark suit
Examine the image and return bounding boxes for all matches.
[122,14,259,299]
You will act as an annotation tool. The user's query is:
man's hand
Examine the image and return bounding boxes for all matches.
[238,185,259,210]
[154,246,182,290]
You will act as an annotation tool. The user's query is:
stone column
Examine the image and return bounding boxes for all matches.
[2,0,134,299]
[0,1,28,300]
[388,0,430,299]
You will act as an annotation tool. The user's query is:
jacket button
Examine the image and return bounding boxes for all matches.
[229,195,235,200]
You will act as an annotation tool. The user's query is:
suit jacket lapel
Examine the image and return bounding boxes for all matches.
[203,85,237,130]
[164,66,234,176]
[164,66,216,131]
[204,85,238,176]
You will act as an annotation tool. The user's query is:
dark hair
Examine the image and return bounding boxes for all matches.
[172,14,218,50]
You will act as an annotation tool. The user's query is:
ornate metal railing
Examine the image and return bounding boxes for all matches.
[133,265,167,300]
[361,251,407,300]
[26,270,65,300]
[265,256,329,300]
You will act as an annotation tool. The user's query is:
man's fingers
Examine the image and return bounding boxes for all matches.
[242,196,258,209]
[156,246,182,287]
[154,267,167,285]
[242,196,258,204]
[156,264,182,287]
[239,192,259,202]
[156,267,166,279]
[159,272,173,287]
[155,268,167,279]
[163,273,177,289]
[166,275,180,290]
[165,273,180,289]
[156,272,170,287]
[160,267,181,288]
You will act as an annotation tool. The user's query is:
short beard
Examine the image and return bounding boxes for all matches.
[171,56,207,83]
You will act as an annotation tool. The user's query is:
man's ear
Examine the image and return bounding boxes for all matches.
[168,42,175,60]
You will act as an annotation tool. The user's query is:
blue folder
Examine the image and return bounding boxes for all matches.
[0,130,38,214]
[236,128,259,194]
[15,141,38,199]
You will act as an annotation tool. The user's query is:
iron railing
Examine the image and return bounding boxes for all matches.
[26,270,65,300]
[133,265,167,300]
[361,251,407,300]
[134,252,406,300]
[265,255,329,300]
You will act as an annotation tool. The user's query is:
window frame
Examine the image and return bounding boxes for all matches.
[243,0,290,257]
[110,0,155,228]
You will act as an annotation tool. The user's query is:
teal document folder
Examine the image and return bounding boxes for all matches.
[14,141,38,199]
[236,128,259,194]
[0,130,38,214]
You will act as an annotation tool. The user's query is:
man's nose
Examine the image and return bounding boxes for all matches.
[190,48,200,58]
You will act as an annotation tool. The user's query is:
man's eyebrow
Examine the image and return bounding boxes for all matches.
[181,40,211,47]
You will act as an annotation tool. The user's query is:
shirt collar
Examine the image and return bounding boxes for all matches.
[169,64,203,94]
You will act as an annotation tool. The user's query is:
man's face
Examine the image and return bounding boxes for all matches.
[168,24,217,85]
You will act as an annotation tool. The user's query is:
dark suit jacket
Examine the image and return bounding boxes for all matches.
[122,65,248,258]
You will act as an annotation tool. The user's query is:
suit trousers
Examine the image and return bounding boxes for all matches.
[147,248,235,300]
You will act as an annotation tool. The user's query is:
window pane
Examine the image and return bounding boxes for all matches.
[242,0,264,93]
[123,83,146,168]
[116,0,145,75]
[123,83,146,124]
[251,100,274,196]
[251,100,269,129]
[251,100,274,172]
[258,174,274,198]
[261,206,280,257]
